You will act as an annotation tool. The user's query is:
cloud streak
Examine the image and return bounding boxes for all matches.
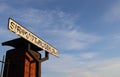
[0,3,101,52]
[45,29,101,51]
[42,53,120,77]
[103,0,120,23]
[79,52,97,59]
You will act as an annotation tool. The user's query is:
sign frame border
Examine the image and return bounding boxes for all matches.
[8,18,59,57]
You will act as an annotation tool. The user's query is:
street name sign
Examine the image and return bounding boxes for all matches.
[8,18,59,57]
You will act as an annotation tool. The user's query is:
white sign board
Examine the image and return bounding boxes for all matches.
[8,18,59,57]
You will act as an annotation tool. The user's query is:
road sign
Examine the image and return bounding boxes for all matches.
[8,18,59,57]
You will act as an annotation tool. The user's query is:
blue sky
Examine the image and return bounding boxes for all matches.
[0,0,120,77]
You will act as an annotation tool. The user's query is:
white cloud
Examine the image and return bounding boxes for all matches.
[100,34,120,50]
[16,8,79,31]
[94,58,120,71]
[112,34,120,42]
[45,29,101,51]
[97,63,120,70]
[0,3,15,15]
[0,27,18,40]
[16,8,99,51]
[80,52,97,59]
[42,54,120,77]
[0,3,101,51]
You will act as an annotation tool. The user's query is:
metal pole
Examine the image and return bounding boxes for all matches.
[0,55,5,77]
[38,53,41,77]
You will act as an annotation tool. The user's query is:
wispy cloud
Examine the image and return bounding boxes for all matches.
[43,54,120,77]
[96,62,120,70]
[101,34,120,50]
[0,3,101,51]
[79,52,97,59]
[103,0,120,23]
[16,8,79,31]
[45,29,101,51]
[0,27,18,41]
[0,3,14,15]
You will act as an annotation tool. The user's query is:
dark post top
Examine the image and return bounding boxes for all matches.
[2,37,43,51]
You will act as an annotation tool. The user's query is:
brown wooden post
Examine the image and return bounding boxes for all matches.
[2,38,49,77]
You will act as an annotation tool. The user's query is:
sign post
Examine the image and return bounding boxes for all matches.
[2,18,59,77]
[8,18,59,57]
